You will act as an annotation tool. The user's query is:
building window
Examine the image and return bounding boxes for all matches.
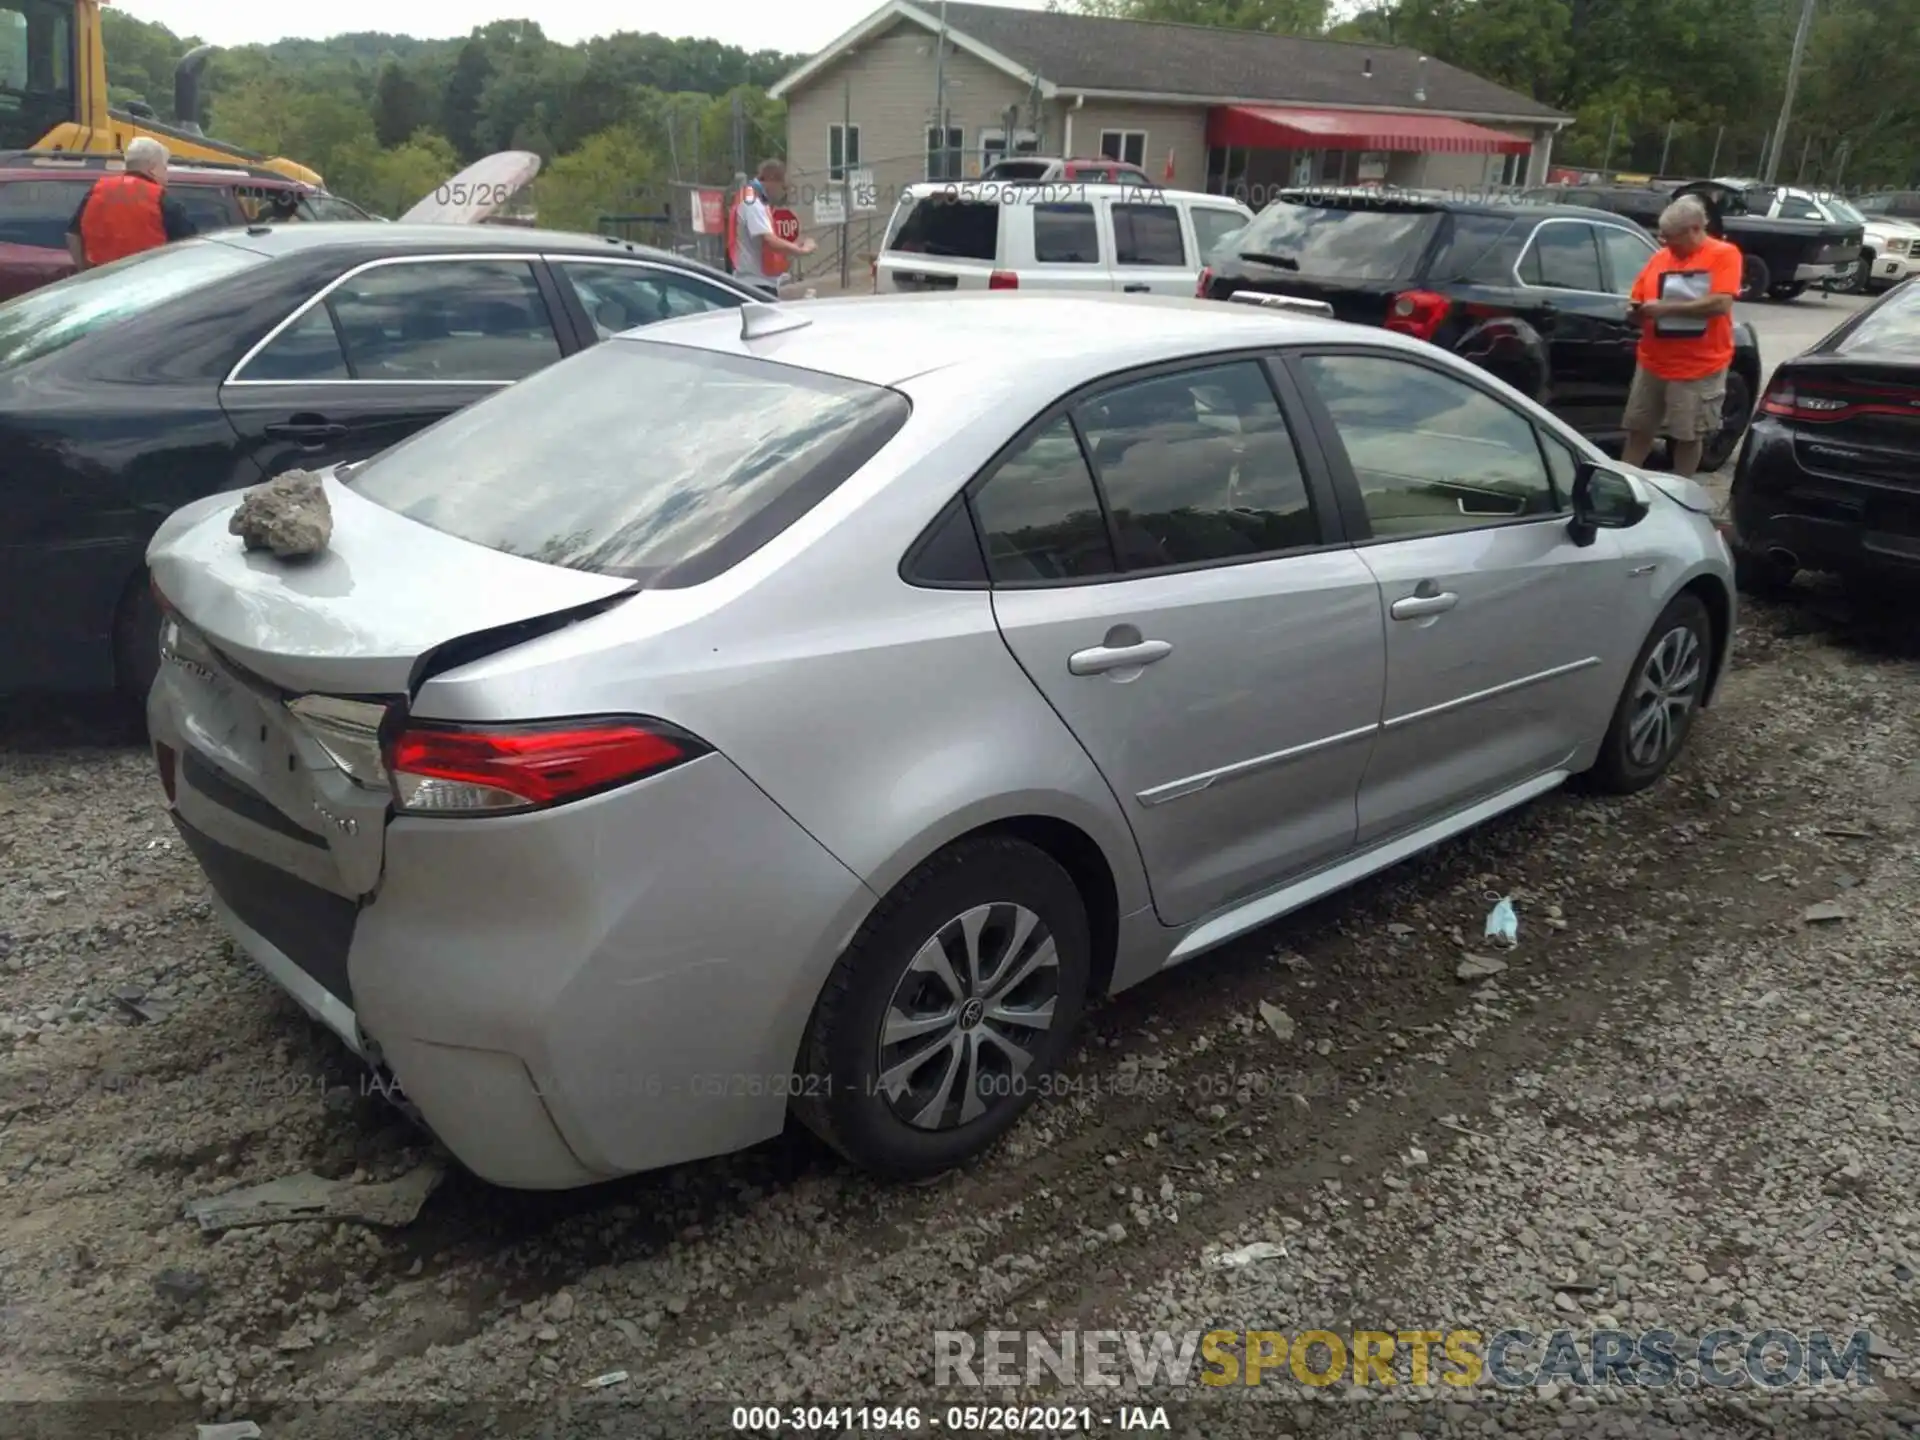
[926,125,963,181]
[1499,150,1531,187]
[981,127,1040,168]
[829,124,861,181]
[1099,130,1147,168]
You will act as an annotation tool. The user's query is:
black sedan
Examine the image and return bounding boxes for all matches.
[0,223,759,698]
[1197,190,1764,473]
[1728,277,1920,594]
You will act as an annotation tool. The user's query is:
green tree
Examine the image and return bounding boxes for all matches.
[442,38,495,161]
[534,125,659,232]
[372,60,433,148]
[1057,0,1330,30]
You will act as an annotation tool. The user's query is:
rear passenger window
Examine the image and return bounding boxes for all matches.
[1075,361,1317,568]
[1522,222,1604,291]
[971,418,1117,581]
[325,259,563,382]
[1112,203,1185,266]
[241,305,349,381]
[1033,204,1099,264]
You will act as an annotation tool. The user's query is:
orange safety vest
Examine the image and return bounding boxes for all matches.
[725,185,787,278]
[79,173,169,267]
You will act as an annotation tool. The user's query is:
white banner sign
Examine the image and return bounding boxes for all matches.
[814,192,847,226]
[850,168,878,212]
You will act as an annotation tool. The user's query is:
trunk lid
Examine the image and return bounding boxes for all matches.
[1211,195,1444,329]
[1769,358,1920,493]
[150,471,633,900]
[147,471,634,697]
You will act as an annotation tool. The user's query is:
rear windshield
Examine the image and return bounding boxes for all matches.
[886,195,999,261]
[1228,198,1440,281]
[0,237,265,371]
[347,341,912,586]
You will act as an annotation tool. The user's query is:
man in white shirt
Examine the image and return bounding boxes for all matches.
[728,160,815,298]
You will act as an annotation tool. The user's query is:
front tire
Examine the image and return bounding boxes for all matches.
[792,835,1091,1180]
[1586,593,1714,795]
[1740,254,1772,301]
[1767,281,1807,301]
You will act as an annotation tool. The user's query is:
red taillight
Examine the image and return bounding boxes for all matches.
[154,741,177,805]
[150,570,174,617]
[1384,289,1451,342]
[1760,374,1910,423]
[1195,266,1212,298]
[988,270,1019,290]
[383,717,708,816]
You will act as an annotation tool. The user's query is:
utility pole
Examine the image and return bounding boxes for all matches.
[731,94,745,177]
[841,79,853,290]
[1765,0,1817,184]
[1601,112,1618,174]
[1833,138,1851,189]
[1659,119,1675,177]
[933,0,947,178]
[1798,133,1812,183]
[1708,124,1723,176]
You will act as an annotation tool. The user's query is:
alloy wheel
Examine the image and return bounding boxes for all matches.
[1628,624,1705,768]
[876,902,1061,1131]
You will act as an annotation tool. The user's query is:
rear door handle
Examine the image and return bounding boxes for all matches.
[1390,592,1458,620]
[1122,283,1151,293]
[1069,639,1171,674]
[265,418,349,445]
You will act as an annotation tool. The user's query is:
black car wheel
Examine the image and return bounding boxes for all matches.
[1585,592,1714,795]
[791,834,1090,1180]
[1699,370,1754,474]
[112,568,163,708]
[1734,543,1799,598]
[1767,281,1807,301]
[1740,254,1772,301]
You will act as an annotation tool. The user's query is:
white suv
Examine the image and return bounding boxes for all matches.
[875,181,1254,296]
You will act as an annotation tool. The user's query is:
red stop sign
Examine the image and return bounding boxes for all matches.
[771,208,800,243]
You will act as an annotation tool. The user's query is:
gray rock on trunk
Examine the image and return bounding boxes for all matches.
[229,468,333,558]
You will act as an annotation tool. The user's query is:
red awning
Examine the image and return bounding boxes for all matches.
[1207,105,1532,155]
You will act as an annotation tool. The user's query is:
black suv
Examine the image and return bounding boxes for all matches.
[1197,190,1764,472]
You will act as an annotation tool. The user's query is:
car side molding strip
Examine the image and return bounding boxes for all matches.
[1163,766,1570,964]
[1382,656,1601,732]
[1135,722,1380,808]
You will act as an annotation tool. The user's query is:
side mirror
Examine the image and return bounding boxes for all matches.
[1569,461,1650,547]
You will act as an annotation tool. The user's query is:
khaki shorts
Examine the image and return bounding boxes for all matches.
[1624,366,1727,440]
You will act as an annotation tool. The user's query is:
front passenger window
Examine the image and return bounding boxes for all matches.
[1298,353,1558,538]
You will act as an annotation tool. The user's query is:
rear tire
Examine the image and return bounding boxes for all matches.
[791,835,1090,1180]
[1734,543,1798,598]
[1740,254,1772,301]
[112,567,162,711]
[1585,592,1714,796]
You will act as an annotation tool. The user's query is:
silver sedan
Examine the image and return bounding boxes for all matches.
[144,292,1735,1188]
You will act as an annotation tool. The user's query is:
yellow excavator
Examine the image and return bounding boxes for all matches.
[1,0,323,185]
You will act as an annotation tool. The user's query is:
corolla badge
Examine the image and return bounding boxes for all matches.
[313,800,358,837]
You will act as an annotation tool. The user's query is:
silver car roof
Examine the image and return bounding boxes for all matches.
[618,292,1407,389]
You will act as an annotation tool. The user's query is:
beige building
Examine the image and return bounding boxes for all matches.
[769,0,1570,221]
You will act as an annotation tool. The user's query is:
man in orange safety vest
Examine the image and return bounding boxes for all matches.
[65,136,196,271]
[725,159,815,299]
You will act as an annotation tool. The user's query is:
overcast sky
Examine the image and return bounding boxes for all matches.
[114,0,1051,56]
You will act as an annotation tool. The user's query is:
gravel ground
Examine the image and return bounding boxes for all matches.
[3,580,1919,1439]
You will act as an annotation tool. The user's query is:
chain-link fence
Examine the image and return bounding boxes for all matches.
[1553,116,1896,193]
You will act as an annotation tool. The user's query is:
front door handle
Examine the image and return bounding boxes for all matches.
[1390,592,1459,620]
[1122,283,1151,293]
[1069,639,1171,675]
